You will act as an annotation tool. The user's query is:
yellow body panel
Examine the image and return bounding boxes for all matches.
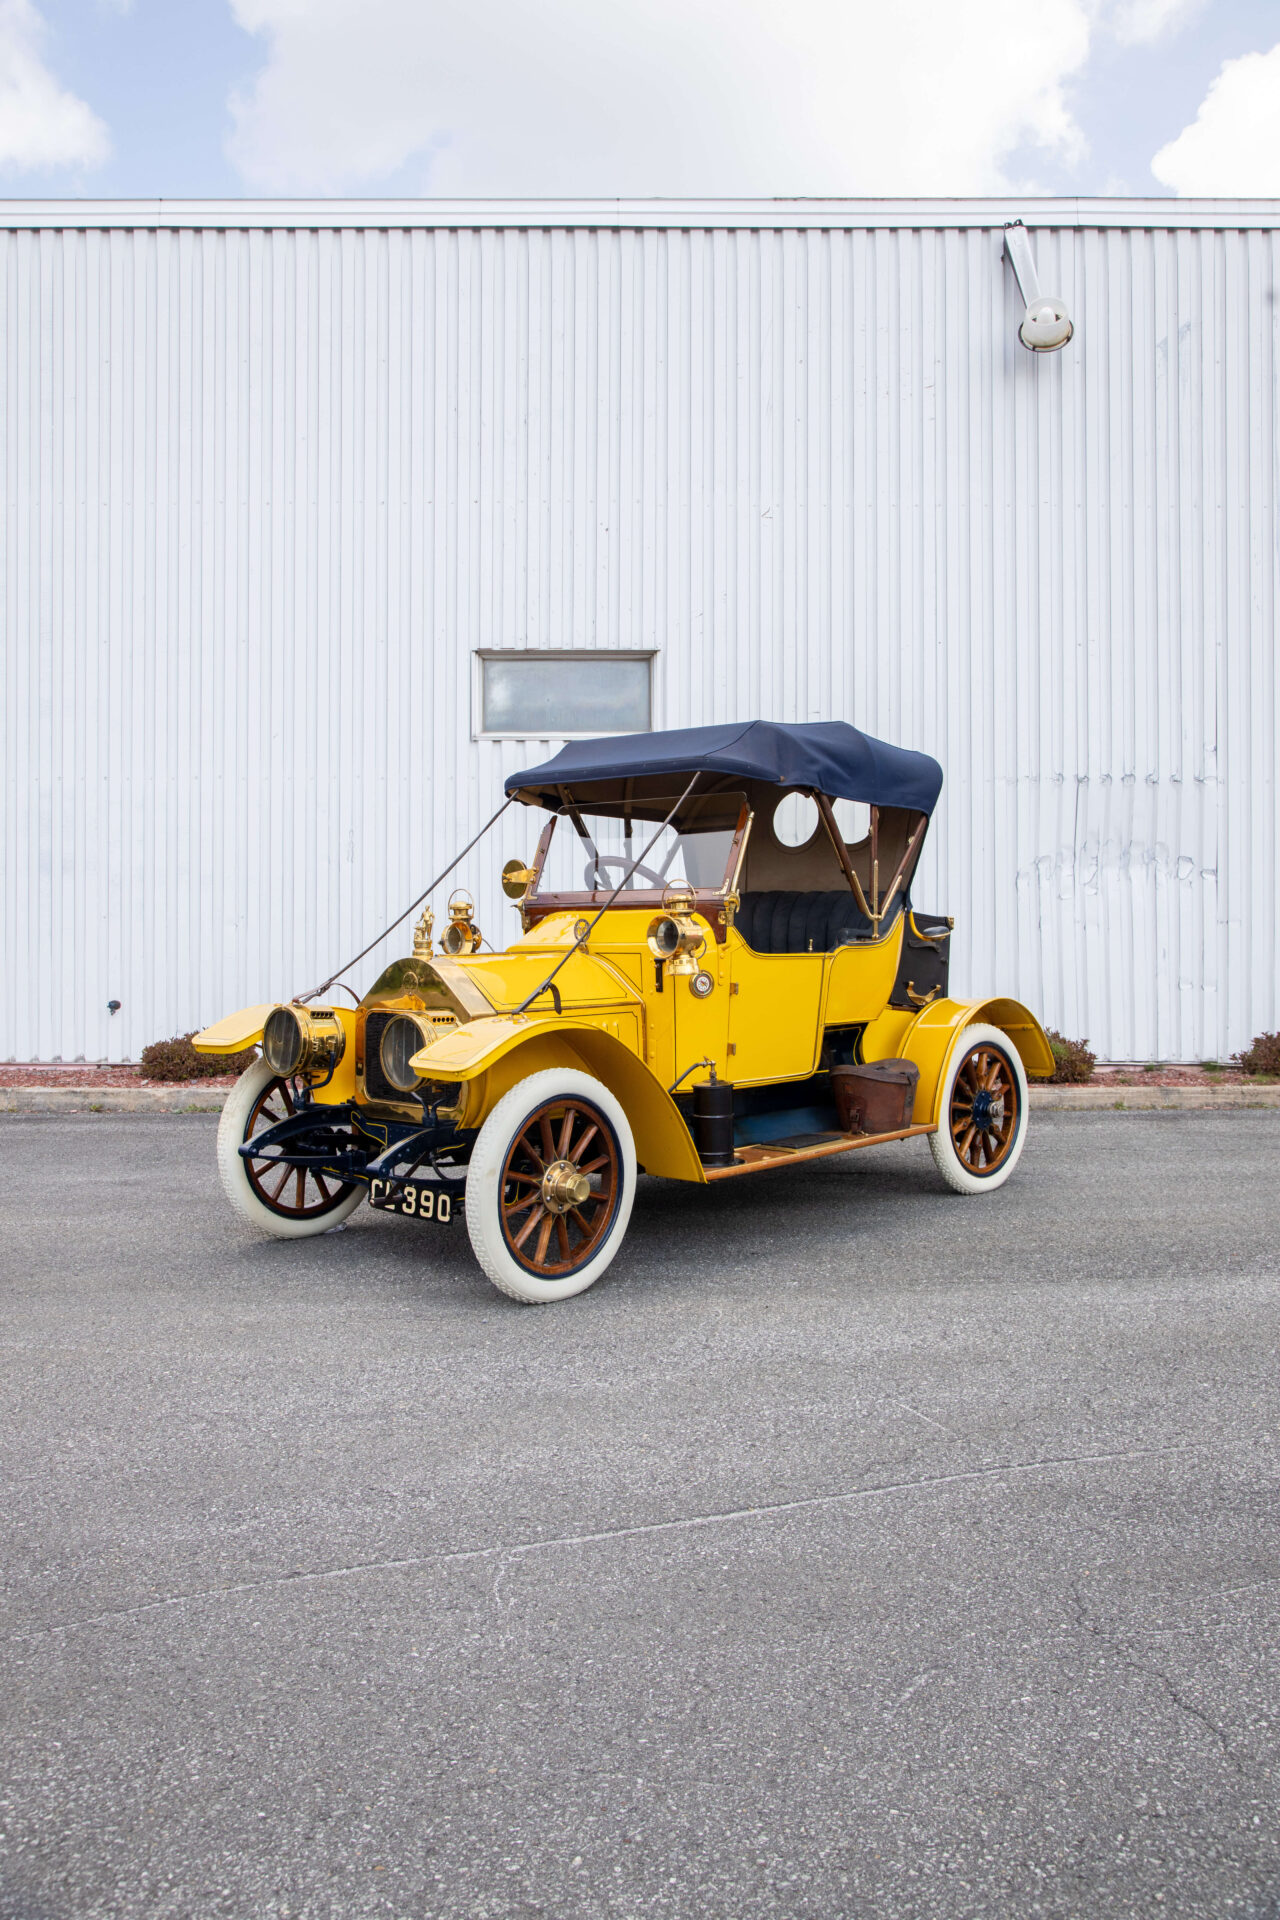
[821,920,905,1025]
[860,1006,917,1066]
[450,947,643,1015]
[673,935,732,1086]
[192,1005,275,1054]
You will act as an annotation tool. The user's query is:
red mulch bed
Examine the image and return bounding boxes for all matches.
[1090,1063,1271,1088]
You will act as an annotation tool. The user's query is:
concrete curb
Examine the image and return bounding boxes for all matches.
[3,1083,1280,1116]
[0,1087,231,1113]
[1032,1083,1280,1110]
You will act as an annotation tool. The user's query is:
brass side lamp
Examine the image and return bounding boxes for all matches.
[441,890,482,956]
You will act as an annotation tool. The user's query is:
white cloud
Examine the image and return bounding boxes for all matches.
[0,0,110,172]
[1152,41,1280,194]
[226,0,1094,197]
[1108,0,1202,46]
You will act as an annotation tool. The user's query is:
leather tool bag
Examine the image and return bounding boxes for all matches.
[831,1060,920,1135]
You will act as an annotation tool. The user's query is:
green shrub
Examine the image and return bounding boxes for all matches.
[1044,1028,1096,1084]
[1234,1031,1280,1077]
[138,1032,257,1082]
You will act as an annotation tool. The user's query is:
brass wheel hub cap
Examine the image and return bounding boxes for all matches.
[541,1158,592,1214]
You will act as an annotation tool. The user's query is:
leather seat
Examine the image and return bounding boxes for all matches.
[735,890,876,954]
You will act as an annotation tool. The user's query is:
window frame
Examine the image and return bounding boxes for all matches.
[472,648,658,742]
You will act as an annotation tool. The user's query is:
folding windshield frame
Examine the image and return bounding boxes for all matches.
[521,787,754,931]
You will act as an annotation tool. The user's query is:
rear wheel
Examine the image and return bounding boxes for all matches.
[928,1023,1029,1195]
[465,1069,636,1303]
[216,1057,363,1239]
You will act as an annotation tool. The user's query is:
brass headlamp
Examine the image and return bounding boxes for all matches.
[440,890,482,956]
[261,1004,346,1079]
[377,1012,435,1092]
[646,908,704,976]
[376,1011,459,1101]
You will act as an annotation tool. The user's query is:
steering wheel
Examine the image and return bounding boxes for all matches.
[586,855,669,889]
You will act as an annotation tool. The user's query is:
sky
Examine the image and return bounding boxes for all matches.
[0,0,1278,200]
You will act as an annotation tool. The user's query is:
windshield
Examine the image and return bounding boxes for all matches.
[529,804,744,902]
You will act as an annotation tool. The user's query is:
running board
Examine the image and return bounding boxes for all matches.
[702,1122,936,1181]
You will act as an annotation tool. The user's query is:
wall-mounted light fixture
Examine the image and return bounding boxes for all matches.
[1003,221,1074,353]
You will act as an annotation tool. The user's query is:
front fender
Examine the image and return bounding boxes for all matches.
[897,995,1055,1127]
[411,1016,705,1184]
[192,1005,275,1054]
[193,1003,356,1105]
[409,1012,575,1082]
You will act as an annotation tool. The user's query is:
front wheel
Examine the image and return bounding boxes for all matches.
[216,1058,364,1239]
[465,1069,637,1303]
[928,1023,1029,1195]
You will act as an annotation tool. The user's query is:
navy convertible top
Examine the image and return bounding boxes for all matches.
[506,720,943,817]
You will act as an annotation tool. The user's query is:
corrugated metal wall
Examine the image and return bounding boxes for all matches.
[3,208,1278,1062]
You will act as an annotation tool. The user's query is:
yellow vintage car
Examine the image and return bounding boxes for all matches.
[194,721,1054,1303]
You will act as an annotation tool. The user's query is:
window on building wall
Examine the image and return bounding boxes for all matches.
[476,651,654,738]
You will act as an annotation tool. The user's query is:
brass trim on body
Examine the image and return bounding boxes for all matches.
[703,1121,935,1181]
[905,981,942,1007]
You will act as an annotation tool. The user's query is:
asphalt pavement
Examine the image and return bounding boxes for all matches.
[2,1110,1279,1920]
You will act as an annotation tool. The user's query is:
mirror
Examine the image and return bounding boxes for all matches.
[502,858,537,900]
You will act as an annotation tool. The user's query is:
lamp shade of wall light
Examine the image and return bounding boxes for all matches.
[1004,223,1074,354]
[1020,296,1074,352]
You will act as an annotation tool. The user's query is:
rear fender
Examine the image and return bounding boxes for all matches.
[411,1016,705,1183]
[897,995,1055,1127]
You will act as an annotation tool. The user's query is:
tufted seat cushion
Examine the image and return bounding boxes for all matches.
[735,890,876,954]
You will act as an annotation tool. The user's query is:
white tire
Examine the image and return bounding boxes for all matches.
[464,1068,637,1304]
[216,1057,365,1239]
[927,1022,1030,1195]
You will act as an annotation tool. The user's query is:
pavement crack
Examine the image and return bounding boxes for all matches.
[882,1395,959,1438]
[1068,1581,1243,1774]
[11,1439,1215,1641]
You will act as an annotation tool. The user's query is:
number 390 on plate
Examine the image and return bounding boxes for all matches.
[369,1178,454,1224]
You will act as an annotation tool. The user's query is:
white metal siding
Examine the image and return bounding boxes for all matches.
[2,208,1278,1062]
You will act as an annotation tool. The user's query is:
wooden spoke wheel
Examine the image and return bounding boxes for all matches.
[465,1069,637,1303]
[948,1042,1020,1177]
[216,1057,365,1240]
[499,1097,621,1277]
[928,1022,1029,1196]
[242,1074,358,1221]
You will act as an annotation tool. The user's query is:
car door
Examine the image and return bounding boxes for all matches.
[726,944,825,1085]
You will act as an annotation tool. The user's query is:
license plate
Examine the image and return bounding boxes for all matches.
[368,1177,457,1224]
